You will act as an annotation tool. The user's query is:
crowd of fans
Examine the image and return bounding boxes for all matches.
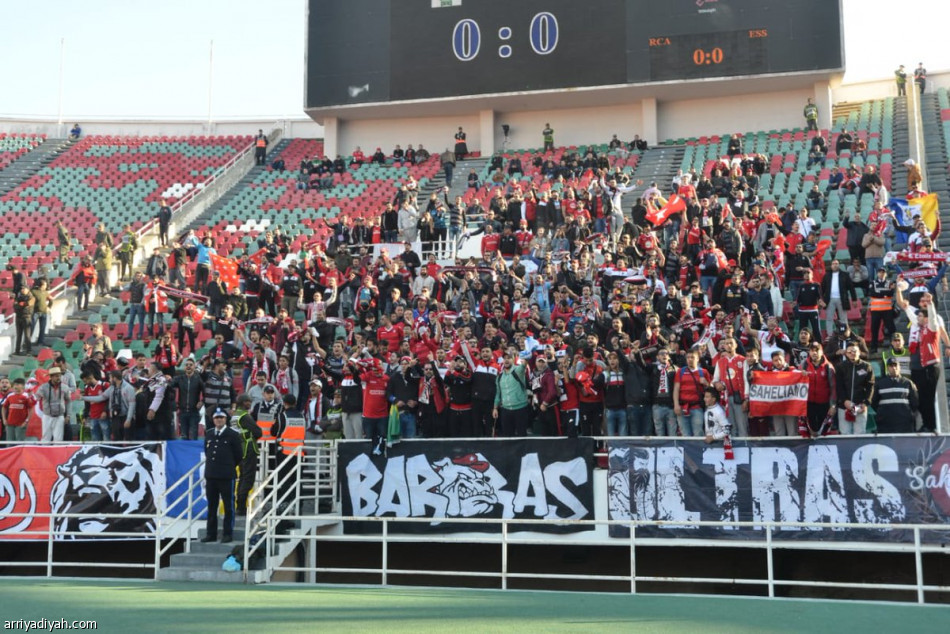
[0,124,945,450]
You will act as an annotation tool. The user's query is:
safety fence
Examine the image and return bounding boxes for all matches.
[260,514,950,604]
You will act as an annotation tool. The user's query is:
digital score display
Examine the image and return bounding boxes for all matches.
[305,0,843,109]
[647,29,769,82]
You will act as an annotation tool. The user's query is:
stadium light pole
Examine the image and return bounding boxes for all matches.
[56,38,65,131]
[207,39,214,128]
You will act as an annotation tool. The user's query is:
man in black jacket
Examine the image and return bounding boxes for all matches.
[835,342,875,435]
[819,259,857,338]
[202,409,243,543]
[169,358,204,440]
[386,356,421,438]
[623,348,653,436]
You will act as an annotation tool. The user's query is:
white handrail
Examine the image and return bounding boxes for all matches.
[267,513,950,603]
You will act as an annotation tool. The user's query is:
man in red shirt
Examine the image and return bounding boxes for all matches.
[800,342,836,437]
[80,371,111,441]
[712,336,747,437]
[376,314,403,354]
[480,225,500,259]
[673,347,711,436]
[360,360,391,455]
[2,378,34,442]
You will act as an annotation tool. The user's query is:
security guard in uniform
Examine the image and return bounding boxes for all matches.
[232,394,262,516]
[871,357,919,433]
[251,385,285,478]
[202,408,243,543]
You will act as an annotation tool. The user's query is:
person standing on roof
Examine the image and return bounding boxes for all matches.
[254,129,268,166]
[803,98,819,132]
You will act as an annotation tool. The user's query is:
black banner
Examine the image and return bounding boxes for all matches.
[339,438,594,534]
[607,438,950,543]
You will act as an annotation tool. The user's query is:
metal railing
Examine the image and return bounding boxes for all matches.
[266,514,950,604]
[154,455,207,572]
[0,440,206,579]
[242,446,303,581]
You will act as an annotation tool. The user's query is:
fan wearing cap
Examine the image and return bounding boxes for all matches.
[867,266,896,353]
[871,357,919,433]
[303,378,329,437]
[823,320,870,365]
[202,408,243,543]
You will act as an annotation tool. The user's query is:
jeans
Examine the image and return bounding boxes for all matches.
[652,405,678,436]
[700,275,716,293]
[362,416,387,441]
[837,408,867,435]
[725,398,748,438]
[593,217,607,235]
[128,304,146,339]
[678,407,705,437]
[625,404,652,436]
[76,281,91,310]
[788,280,803,304]
[605,408,628,436]
[147,311,165,337]
[179,411,201,440]
[866,257,883,283]
[31,312,48,346]
[400,411,417,439]
[383,230,398,243]
[88,418,111,442]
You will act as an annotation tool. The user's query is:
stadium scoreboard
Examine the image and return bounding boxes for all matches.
[306,0,842,108]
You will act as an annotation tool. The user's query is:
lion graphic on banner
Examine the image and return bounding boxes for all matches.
[431,453,513,517]
[49,445,164,538]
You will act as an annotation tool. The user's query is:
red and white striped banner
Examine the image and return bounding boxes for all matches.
[748,370,808,417]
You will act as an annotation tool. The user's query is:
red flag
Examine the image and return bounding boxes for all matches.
[210,254,240,291]
[645,194,686,227]
[812,238,833,282]
[248,248,268,265]
[749,370,808,417]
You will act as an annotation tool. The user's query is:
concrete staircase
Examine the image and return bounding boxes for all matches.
[158,524,258,583]
[0,138,73,196]
[921,93,950,248]
[890,96,912,199]
[831,102,864,127]
[629,145,686,211]
[185,138,291,236]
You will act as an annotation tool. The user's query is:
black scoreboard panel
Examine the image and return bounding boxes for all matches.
[305,0,842,108]
[627,0,843,83]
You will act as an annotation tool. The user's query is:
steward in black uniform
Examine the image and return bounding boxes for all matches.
[232,394,262,515]
[203,409,243,543]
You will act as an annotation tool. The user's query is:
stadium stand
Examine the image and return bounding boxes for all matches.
[0,135,252,287]
[0,133,45,172]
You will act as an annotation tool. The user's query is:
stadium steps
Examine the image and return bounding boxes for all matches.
[920,93,949,211]
[890,96,911,196]
[158,501,328,583]
[159,526,265,583]
[185,138,293,236]
[440,156,482,199]
[918,92,950,412]
[832,101,865,127]
[628,145,685,212]
[0,138,73,196]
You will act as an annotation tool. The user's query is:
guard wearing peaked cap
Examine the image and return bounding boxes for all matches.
[203,408,242,544]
